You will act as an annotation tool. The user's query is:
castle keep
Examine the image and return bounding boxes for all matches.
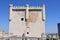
[9,4,45,37]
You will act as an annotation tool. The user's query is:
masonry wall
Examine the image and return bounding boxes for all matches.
[9,10,26,36]
[27,10,45,37]
[9,5,45,37]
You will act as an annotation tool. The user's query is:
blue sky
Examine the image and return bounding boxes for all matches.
[0,0,60,33]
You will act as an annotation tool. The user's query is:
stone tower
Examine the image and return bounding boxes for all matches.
[9,4,45,37]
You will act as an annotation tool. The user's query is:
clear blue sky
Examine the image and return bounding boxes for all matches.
[0,0,60,33]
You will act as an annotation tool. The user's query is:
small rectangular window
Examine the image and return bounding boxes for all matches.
[9,19,11,21]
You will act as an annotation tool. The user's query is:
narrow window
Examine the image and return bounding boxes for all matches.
[38,38,39,40]
[9,19,11,21]
[25,19,27,22]
[21,18,24,21]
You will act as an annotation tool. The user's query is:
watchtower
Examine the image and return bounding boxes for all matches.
[9,4,45,37]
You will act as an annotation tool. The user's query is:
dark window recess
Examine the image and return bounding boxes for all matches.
[25,37,27,40]
[25,19,27,22]
[38,38,39,40]
[21,18,24,21]
[6,39,10,40]
[27,32,29,34]
[27,27,29,28]
[9,19,11,21]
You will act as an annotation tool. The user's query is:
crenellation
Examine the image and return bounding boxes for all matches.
[9,4,13,7]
